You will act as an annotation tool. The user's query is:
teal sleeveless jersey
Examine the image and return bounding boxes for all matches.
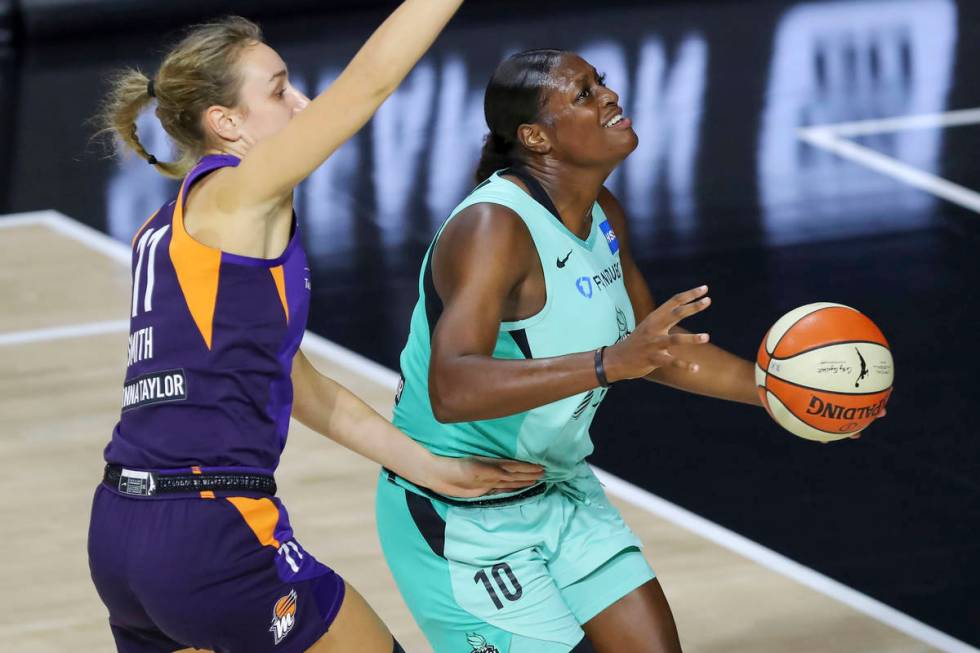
[393,172,636,482]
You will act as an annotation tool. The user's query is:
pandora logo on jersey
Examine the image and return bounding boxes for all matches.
[121,369,187,412]
[576,263,623,298]
[592,262,623,290]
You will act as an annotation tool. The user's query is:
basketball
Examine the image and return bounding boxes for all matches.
[755,303,893,442]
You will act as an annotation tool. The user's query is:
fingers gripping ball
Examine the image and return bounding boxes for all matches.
[756,303,893,442]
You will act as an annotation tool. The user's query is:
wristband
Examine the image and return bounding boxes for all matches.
[594,346,611,388]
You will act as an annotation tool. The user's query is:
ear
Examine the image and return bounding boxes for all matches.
[517,123,552,155]
[203,105,243,144]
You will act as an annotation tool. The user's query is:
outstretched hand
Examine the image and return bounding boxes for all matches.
[426,456,545,498]
[604,285,713,382]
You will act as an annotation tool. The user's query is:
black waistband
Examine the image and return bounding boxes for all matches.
[104,464,277,497]
[383,468,547,508]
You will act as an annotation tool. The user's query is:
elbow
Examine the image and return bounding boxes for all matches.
[373,79,399,102]
[429,386,463,424]
[363,79,396,107]
[429,372,469,423]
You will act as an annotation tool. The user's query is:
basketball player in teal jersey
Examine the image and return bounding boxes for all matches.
[89,4,545,653]
[376,50,881,653]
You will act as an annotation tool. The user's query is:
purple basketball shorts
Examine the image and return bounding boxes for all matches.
[88,482,345,652]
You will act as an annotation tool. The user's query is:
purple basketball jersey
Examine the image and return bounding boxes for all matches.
[104,154,310,472]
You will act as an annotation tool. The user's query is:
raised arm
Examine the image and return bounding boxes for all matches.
[226,0,463,208]
[428,203,711,422]
[290,349,542,496]
[596,187,760,406]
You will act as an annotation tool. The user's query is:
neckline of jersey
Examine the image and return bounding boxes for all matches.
[494,171,598,251]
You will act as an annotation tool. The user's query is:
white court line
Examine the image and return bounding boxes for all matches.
[592,469,977,653]
[0,210,132,263]
[2,210,976,653]
[9,209,133,264]
[0,319,129,346]
[300,331,401,390]
[807,107,980,138]
[0,210,61,230]
[799,107,980,216]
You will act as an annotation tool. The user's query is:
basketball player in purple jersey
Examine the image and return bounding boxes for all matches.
[88,3,543,652]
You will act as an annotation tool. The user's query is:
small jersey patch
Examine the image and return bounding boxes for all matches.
[121,368,187,412]
[117,469,155,496]
[270,589,298,645]
[466,633,500,653]
[395,374,405,406]
[599,220,619,255]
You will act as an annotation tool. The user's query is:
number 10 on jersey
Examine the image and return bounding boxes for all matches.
[474,563,523,610]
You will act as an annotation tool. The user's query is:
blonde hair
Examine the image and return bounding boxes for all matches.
[97,16,262,179]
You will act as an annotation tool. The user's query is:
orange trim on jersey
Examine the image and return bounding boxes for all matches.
[270,266,289,323]
[170,181,221,350]
[131,209,160,247]
[226,497,281,548]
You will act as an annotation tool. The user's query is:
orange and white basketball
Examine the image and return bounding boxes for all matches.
[756,303,893,442]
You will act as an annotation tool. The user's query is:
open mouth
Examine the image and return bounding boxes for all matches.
[603,114,624,128]
[602,113,632,129]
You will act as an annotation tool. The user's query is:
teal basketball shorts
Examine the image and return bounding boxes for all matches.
[375,462,655,653]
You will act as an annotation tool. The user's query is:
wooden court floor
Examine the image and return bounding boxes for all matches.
[0,213,941,652]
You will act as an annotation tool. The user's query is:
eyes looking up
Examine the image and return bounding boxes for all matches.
[575,71,608,103]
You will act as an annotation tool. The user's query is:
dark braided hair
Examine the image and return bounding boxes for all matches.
[474,49,566,184]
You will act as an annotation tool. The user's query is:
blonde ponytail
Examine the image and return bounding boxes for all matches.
[95,16,263,179]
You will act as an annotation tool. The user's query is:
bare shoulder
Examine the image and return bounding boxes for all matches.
[183,166,250,218]
[431,201,537,298]
[436,201,535,260]
[182,166,290,252]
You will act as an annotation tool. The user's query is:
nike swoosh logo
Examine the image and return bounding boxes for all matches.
[557,251,572,268]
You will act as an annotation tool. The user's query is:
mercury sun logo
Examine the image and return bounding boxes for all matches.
[270,589,298,645]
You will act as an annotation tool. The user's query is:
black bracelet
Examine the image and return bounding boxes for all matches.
[594,346,611,388]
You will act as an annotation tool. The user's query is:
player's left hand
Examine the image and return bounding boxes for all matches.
[426,455,545,498]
